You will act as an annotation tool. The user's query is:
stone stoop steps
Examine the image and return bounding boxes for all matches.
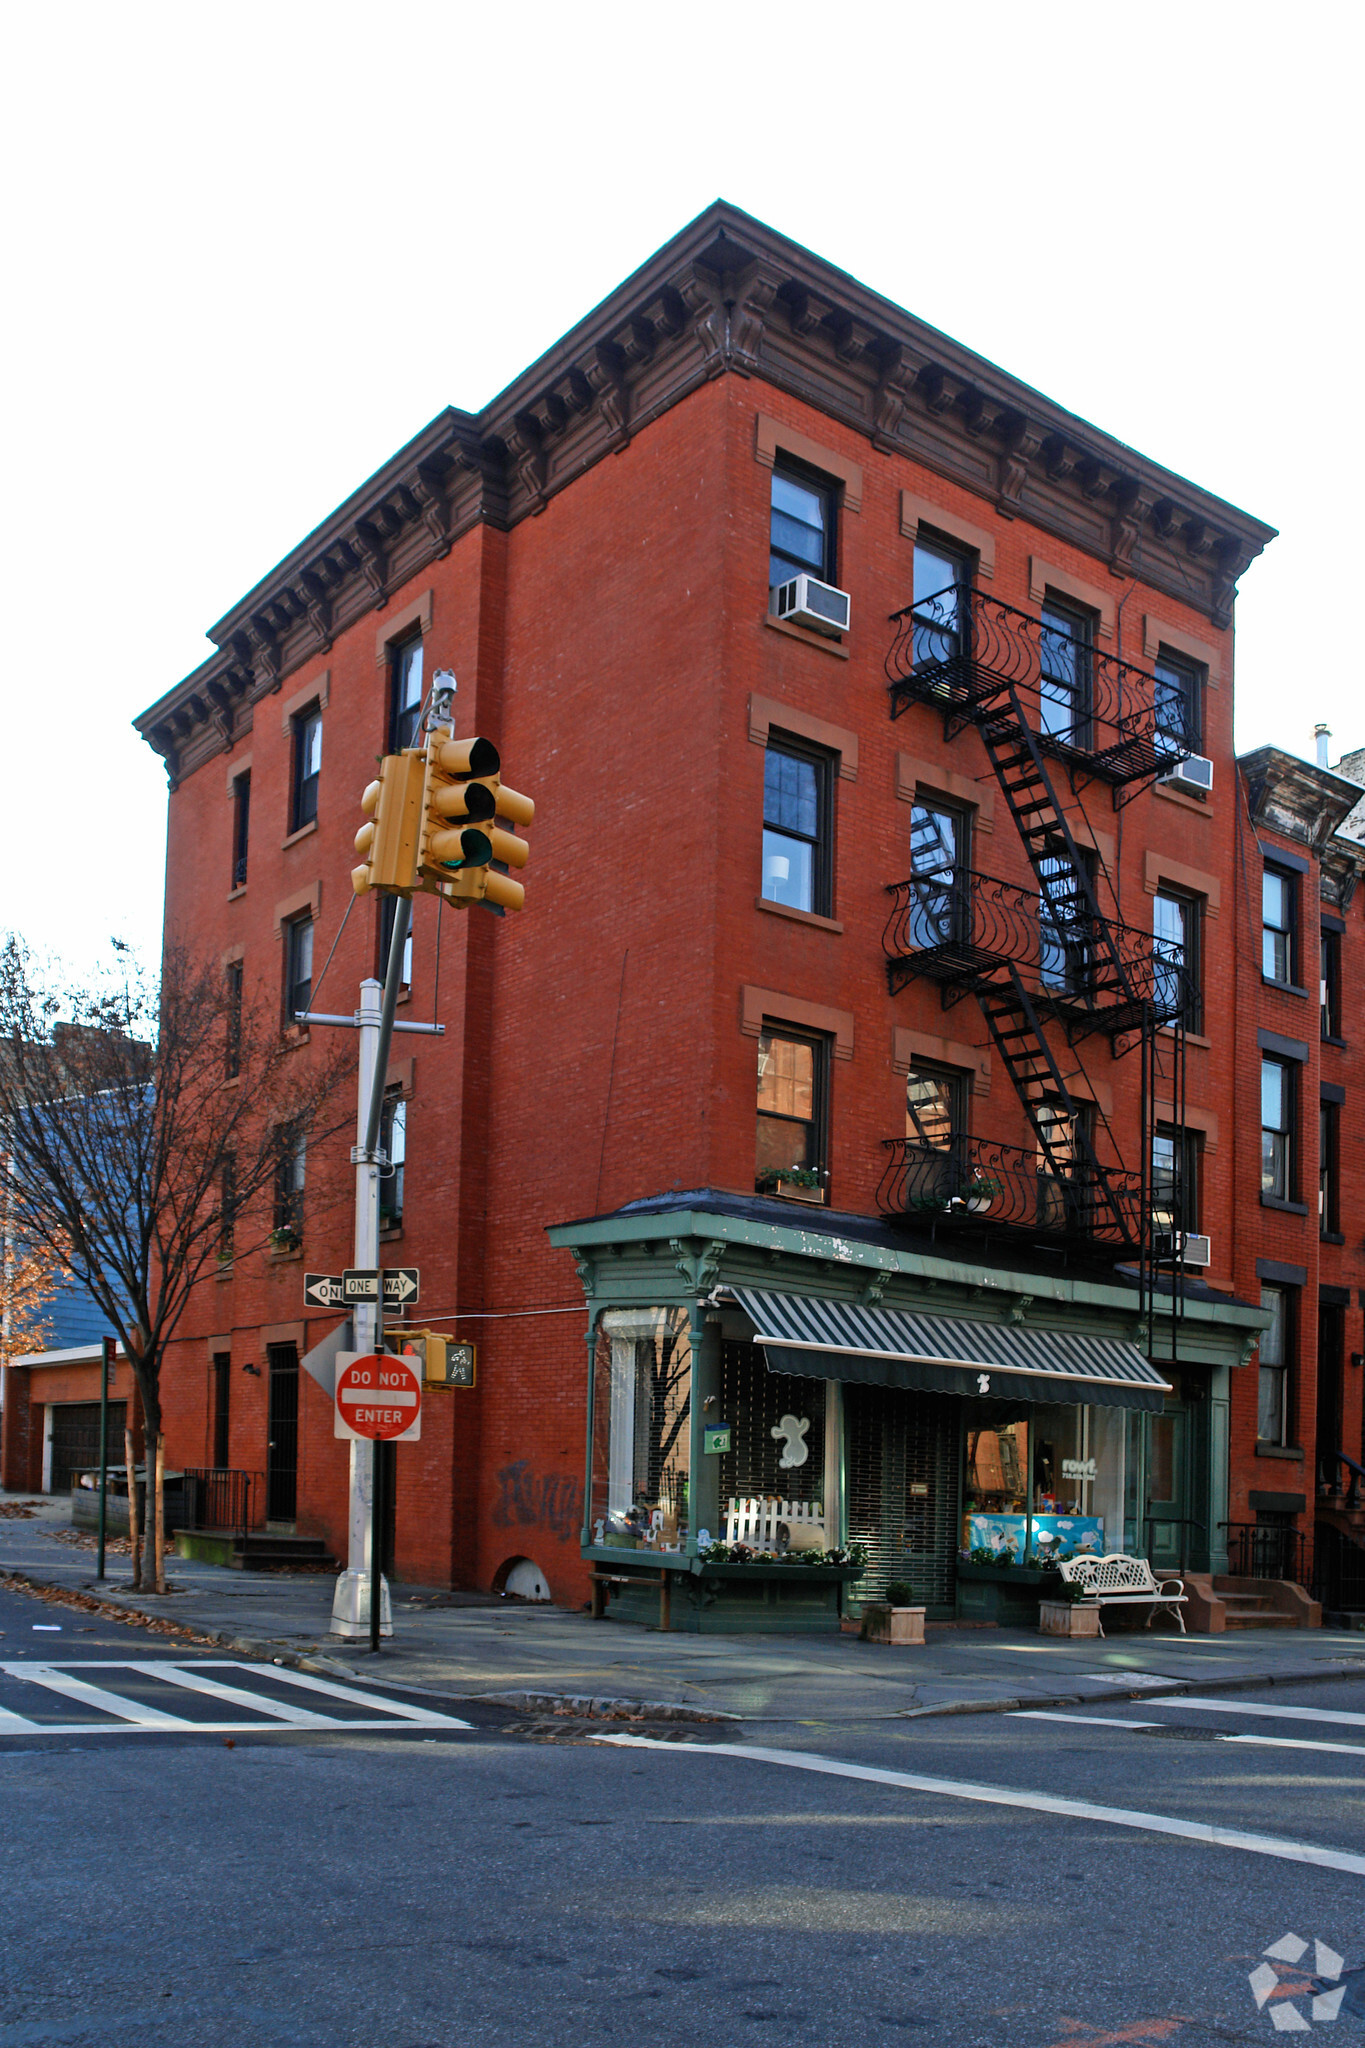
[174,1528,337,1573]
[1183,1572,1321,1632]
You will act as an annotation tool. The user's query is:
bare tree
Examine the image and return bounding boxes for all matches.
[0,935,348,1590]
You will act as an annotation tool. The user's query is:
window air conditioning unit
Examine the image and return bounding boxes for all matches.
[772,574,851,637]
[1158,754,1214,795]
[1153,1231,1212,1269]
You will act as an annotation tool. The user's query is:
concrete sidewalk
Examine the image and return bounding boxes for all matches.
[3,1493,1362,1723]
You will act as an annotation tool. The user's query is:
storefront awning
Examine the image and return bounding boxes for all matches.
[729,1288,1171,1413]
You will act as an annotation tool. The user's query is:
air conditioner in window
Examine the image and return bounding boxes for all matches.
[1153,1230,1212,1269]
[772,573,851,637]
[1158,753,1214,795]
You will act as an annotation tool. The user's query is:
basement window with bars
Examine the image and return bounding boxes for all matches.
[591,1310,692,1549]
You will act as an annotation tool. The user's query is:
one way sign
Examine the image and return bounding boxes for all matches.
[383,1268,420,1307]
[304,1273,346,1310]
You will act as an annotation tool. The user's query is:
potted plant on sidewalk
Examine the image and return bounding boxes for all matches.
[860,1578,927,1645]
[1037,1567,1102,1637]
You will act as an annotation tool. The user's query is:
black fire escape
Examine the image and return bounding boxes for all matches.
[877,584,1192,1312]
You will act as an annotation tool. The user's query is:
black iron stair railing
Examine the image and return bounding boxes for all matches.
[876,1131,1143,1248]
[886,584,1188,797]
[884,870,1189,1033]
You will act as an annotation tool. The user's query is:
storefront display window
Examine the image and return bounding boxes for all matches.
[962,1402,1123,1562]
[591,1310,691,1550]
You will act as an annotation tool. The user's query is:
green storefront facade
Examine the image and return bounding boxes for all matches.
[548,1192,1269,1632]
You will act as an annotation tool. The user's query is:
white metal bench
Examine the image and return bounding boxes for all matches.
[1058,1552,1187,1635]
[725,1496,825,1552]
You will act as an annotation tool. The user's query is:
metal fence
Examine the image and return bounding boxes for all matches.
[1221,1521,1308,1586]
[178,1467,263,1543]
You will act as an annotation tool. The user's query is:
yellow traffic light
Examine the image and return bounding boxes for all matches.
[418,733,535,912]
[352,751,426,896]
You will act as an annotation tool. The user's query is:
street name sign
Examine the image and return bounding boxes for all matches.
[304,1273,346,1310]
[343,1268,381,1303]
[382,1267,420,1307]
[333,1352,422,1443]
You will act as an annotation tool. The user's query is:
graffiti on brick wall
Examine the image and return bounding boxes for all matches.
[492,1460,582,1541]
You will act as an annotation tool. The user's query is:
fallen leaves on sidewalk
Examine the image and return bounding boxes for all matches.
[42,1527,133,1555]
[0,1568,220,1645]
[0,1502,42,1519]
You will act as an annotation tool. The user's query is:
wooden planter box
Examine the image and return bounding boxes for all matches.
[861,1603,927,1645]
[768,1180,825,1205]
[1038,1598,1102,1638]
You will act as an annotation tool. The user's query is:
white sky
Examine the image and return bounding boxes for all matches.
[4,2,1359,978]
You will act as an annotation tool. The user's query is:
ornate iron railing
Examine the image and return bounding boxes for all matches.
[886,585,1189,785]
[883,869,1189,1027]
[1221,1521,1309,1586]
[876,1133,1143,1248]
[178,1467,264,1543]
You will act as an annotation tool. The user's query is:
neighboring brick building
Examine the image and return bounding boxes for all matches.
[117,201,1359,1625]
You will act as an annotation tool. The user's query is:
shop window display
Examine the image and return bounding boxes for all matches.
[962,1404,1123,1563]
[591,1309,692,1550]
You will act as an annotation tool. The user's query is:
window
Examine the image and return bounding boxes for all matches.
[1260,1056,1294,1200]
[225,959,243,1078]
[911,538,969,672]
[1262,867,1295,984]
[762,740,832,916]
[1036,1099,1092,1230]
[1321,928,1343,1039]
[212,1353,231,1469]
[769,465,834,593]
[1153,887,1201,1027]
[389,633,424,753]
[755,1029,827,1191]
[1038,850,1093,993]
[231,771,250,887]
[290,706,322,831]
[380,1090,406,1232]
[1153,647,1203,752]
[1320,1101,1340,1236]
[273,1123,306,1243]
[907,797,968,949]
[905,1062,966,1150]
[378,896,414,990]
[285,915,313,1023]
[1257,1285,1291,1445]
[1152,1126,1199,1234]
[1039,596,1093,744]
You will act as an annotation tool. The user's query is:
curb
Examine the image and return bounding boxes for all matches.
[3,1564,1360,1726]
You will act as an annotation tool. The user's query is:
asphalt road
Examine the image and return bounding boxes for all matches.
[1,1580,1361,2048]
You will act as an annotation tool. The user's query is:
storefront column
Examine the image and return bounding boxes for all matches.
[824,1380,845,1546]
[580,1316,600,1549]
[1208,1363,1230,1575]
[687,1303,720,1555]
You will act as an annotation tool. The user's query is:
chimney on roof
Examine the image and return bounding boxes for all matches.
[1315,723,1332,769]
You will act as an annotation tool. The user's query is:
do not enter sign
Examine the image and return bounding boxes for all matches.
[333,1352,422,1443]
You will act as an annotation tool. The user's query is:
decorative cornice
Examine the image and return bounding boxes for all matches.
[1237,747,1365,854]
[135,200,1277,786]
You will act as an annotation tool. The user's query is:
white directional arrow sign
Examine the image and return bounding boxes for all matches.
[382,1267,420,1306]
[303,1273,346,1310]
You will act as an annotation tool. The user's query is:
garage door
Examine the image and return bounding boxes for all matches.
[49,1403,127,1496]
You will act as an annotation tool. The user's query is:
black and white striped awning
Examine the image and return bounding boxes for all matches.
[729,1288,1170,1412]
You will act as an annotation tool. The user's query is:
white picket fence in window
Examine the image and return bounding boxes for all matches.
[724,1496,826,1550]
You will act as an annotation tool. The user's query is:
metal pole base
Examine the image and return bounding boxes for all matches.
[330,1568,392,1638]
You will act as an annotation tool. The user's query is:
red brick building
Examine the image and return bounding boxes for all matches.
[20,202,1358,1624]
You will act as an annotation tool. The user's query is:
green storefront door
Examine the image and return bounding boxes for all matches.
[1145,1401,1192,1572]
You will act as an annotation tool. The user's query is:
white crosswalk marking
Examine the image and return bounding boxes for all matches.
[1149,1698,1365,1730]
[0,1660,472,1736]
[1221,1735,1365,1759]
[13,1664,192,1727]
[1011,1712,1162,1729]
[134,1663,342,1727]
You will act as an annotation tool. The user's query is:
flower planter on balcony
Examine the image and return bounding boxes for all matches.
[773,1180,825,1205]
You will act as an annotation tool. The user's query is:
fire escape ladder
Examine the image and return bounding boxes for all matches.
[978,691,1137,1014]
[977,967,1134,1245]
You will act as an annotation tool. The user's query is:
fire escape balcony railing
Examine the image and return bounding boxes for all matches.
[883,870,1190,1033]
[876,1133,1144,1250]
[885,586,1190,790]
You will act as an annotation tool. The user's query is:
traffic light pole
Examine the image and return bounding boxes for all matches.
[327,895,414,1643]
